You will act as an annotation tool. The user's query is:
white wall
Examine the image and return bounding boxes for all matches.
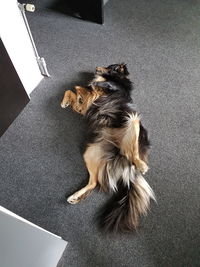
[0,0,43,95]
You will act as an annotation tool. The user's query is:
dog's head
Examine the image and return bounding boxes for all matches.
[95,63,129,78]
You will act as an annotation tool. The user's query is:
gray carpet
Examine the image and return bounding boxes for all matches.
[0,0,200,266]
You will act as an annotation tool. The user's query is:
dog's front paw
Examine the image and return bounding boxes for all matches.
[61,101,70,108]
[61,90,72,108]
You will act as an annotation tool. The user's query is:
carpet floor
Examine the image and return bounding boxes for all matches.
[0,0,200,266]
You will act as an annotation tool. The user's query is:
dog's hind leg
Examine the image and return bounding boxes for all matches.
[67,144,103,204]
[121,113,149,174]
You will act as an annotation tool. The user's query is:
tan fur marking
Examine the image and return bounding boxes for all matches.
[95,67,107,74]
[120,114,148,174]
[93,75,106,82]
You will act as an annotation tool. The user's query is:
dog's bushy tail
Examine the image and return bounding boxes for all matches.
[97,112,154,232]
[98,161,155,232]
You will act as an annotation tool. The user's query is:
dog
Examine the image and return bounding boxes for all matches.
[61,63,155,232]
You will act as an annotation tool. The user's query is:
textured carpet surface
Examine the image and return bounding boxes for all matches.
[0,0,200,266]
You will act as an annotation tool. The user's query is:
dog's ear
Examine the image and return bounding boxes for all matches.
[93,81,119,92]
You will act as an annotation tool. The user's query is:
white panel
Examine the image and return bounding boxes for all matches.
[0,0,43,95]
[0,206,68,267]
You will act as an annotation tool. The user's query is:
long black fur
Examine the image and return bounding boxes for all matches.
[97,180,131,232]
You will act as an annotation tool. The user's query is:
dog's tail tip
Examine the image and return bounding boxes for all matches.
[97,174,155,233]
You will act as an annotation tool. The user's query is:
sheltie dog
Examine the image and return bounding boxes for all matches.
[61,63,155,232]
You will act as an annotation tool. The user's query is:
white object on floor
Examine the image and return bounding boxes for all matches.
[0,206,68,267]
